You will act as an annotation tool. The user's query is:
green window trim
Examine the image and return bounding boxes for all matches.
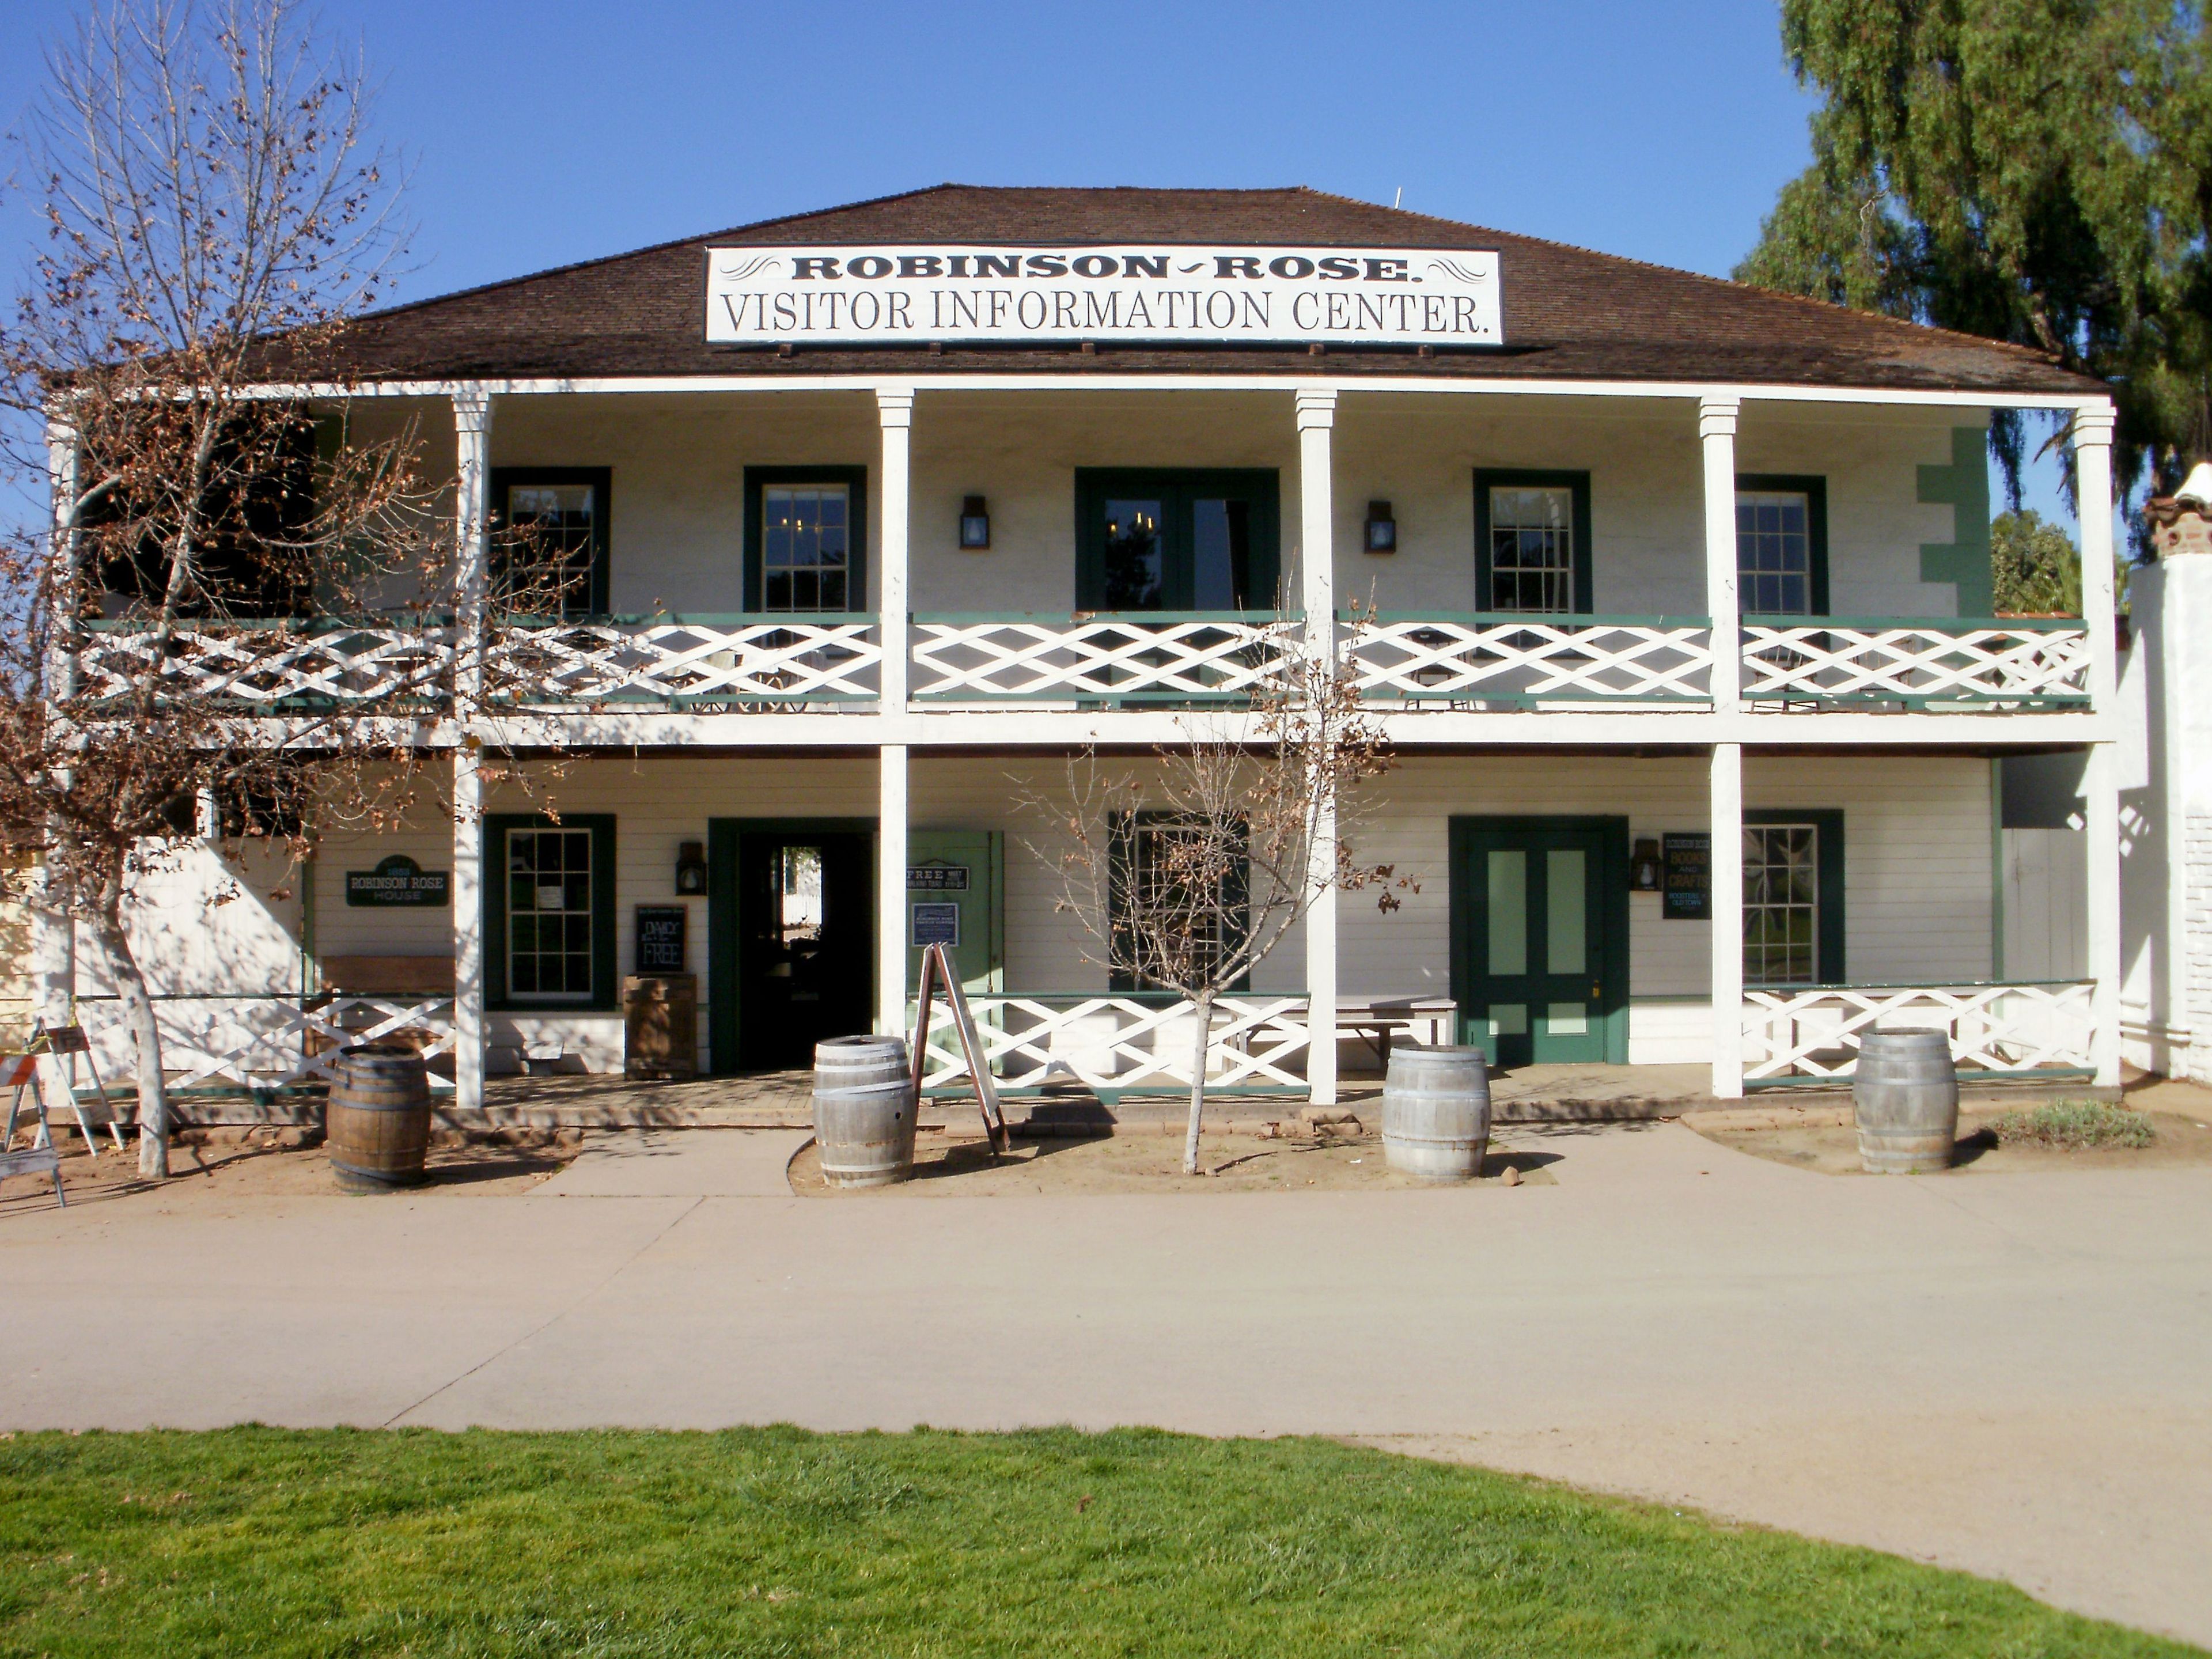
[743,465,870,613]
[1074,468,1283,612]
[1743,807,1845,987]
[1106,810,1251,994]
[484,813,619,1012]
[488,466,612,619]
[1473,469,1594,615]
[1735,473,1830,618]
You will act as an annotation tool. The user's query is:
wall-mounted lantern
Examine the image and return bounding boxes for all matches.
[1631,838,1662,892]
[959,495,992,550]
[1363,500,1397,554]
[675,840,709,896]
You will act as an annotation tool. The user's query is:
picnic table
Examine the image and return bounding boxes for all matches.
[1327,997,1459,1069]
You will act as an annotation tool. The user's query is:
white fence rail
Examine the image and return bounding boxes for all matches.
[73,994,458,1096]
[78,622,453,708]
[912,613,1289,703]
[1743,982,2095,1084]
[490,615,880,706]
[1346,614,1712,705]
[911,994,1312,1093]
[1739,619,2091,708]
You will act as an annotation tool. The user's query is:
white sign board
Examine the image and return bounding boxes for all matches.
[704,245,1503,347]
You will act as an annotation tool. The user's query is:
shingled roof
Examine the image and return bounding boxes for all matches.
[297,184,2096,395]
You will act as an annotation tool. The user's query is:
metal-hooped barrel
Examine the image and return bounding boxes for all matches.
[1852,1027,1959,1174]
[327,1045,433,1192]
[1381,1044,1492,1183]
[813,1035,917,1187]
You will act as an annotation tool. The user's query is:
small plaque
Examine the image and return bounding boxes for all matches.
[908,865,969,891]
[635,906,688,974]
[346,854,449,908]
[1662,832,1711,920]
[911,902,961,948]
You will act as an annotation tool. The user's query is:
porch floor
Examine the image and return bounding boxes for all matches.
[469,1062,1729,1129]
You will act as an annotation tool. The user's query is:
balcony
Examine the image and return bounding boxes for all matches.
[72,611,2094,721]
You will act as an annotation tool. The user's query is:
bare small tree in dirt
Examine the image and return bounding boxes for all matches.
[1018,622,1414,1176]
[0,1,573,1177]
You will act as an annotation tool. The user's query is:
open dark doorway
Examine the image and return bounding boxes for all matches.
[709,820,874,1072]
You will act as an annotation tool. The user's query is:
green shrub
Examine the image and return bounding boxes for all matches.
[1988,1099,2154,1149]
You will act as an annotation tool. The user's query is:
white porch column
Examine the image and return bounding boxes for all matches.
[878,743,909,1038]
[2075,404,2123,1086]
[1699,395,1743,714]
[1710,741,1745,1099]
[35,414,79,1024]
[1296,388,1339,1103]
[452,391,491,1112]
[876,388,914,710]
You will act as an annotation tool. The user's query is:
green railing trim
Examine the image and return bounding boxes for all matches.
[84,614,456,634]
[497,611,878,628]
[1744,978,2090,993]
[1745,1067,2094,1090]
[1739,614,2088,632]
[914,609,1287,626]
[1745,692,2091,709]
[1355,610,1715,628]
[1366,691,1709,706]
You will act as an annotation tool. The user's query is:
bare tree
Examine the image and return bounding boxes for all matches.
[1020,622,1411,1175]
[0,1,567,1177]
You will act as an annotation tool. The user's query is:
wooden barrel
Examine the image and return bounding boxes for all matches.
[1381,1044,1492,1183]
[813,1035,916,1188]
[327,1046,433,1192]
[1853,1027,1959,1174]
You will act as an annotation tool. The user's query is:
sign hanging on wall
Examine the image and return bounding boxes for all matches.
[705,245,1503,348]
[635,906,688,975]
[345,854,449,908]
[908,865,970,891]
[911,902,961,949]
[1661,833,1711,921]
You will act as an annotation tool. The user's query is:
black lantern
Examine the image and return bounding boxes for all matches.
[1363,500,1397,554]
[959,495,991,549]
[1631,838,1662,892]
[675,840,708,896]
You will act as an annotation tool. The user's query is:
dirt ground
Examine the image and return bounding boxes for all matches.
[790,1122,1559,1196]
[1688,1090,2212,1177]
[0,1126,580,1211]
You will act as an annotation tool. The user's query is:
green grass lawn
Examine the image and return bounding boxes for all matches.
[0,1426,2193,1657]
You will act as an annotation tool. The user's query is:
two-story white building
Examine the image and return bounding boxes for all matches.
[44,185,2124,1113]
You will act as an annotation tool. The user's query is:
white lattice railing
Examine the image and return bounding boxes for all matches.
[911,993,1312,1093]
[1740,618,2092,708]
[73,994,458,1096]
[490,614,880,706]
[78,620,454,708]
[1743,982,2096,1084]
[912,612,1290,703]
[1346,613,1712,705]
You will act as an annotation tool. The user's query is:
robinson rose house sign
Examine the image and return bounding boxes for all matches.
[704,245,1503,348]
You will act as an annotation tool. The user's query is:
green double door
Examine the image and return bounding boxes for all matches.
[1452,818,1627,1066]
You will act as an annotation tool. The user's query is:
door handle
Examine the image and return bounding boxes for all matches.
[1590,985,1601,999]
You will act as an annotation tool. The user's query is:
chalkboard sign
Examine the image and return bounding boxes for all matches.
[1662,833,1710,920]
[346,854,449,908]
[635,906,688,974]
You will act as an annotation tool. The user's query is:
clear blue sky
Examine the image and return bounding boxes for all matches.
[0,0,2081,532]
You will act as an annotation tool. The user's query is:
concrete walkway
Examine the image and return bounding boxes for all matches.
[2,1122,2207,1647]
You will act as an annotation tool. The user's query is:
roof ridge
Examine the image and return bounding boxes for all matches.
[1292,186,2066,368]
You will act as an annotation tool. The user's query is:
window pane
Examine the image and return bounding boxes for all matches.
[1488,486,1574,613]
[1742,823,1818,986]
[1487,850,1527,975]
[507,828,593,1002]
[1736,490,1813,616]
[1103,499,1165,610]
[762,486,851,613]
[1546,849,1586,976]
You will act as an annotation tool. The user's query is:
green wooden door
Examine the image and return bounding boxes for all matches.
[1452,819,1625,1066]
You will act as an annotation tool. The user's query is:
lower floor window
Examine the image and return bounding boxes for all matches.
[1108,813,1249,991]
[508,828,594,998]
[1743,822,1818,986]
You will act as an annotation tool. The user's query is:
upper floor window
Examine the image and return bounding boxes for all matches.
[1735,475,1828,616]
[744,466,869,613]
[1076,470,1280,611]
[1474,469,1592,614]
[490,467,610,619]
